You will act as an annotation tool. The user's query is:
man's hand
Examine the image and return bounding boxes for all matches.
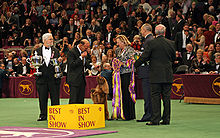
[81,51,87,58]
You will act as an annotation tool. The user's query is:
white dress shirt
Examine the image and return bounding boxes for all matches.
[43,46,51,67]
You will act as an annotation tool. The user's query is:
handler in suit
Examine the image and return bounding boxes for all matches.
[67,39,91,104]
[134,24,176,125]
[35,33,61,121]
[136,23,153,122]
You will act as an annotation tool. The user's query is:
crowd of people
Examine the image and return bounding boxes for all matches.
[0,0,220,123]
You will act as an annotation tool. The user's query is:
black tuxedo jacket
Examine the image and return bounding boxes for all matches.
[175,31,192,52]
[66,47,91,86]
[17,62,31,75]
[182,51,196,67]
[137,33,154,79]
[172,19,185,39]
[135,36,176,83]
[34,46,60,84]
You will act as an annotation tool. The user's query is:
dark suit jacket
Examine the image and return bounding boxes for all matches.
[182,51,196,67]
[88,25,100,33]
[137,33,154,79]
[135,36,176,83]
[66,47,91,86]
[101,15,110,31]
[34,46,60,84]
[175,31,192,52]
[172,19,185,40]
[63,24,77,39]
[17,62,31,76]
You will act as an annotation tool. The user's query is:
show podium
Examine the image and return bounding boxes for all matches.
[48,104,105,130]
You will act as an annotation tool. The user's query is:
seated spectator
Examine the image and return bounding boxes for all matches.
[0,63,9,98]
[3,52,14,76]
[95,32,103,45]
[60,53,68,76]
[12,58,20,76]
[209,53,220,74]
[19,50,28,60]
[106,49,114,65]
[60,37,72,55]
[17,57,30,77]
[101,63,113,100]
[91,41,102,63]
[72,32,81,48]
[23,38,32,47]
[131,35,142,51]
[200,52,212,73]
[215,42,220,53]
[190,49,204,74]
[173,51,183,73]
[207,43,215,61]
[89,55,101,76]
[50,13,59,28]
[182,43,196,68]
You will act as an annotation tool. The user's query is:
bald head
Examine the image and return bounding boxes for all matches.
[79,39,90,52]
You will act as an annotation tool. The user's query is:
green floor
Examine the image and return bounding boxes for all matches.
[0,98,220,138]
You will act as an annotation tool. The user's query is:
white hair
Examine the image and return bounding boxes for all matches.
[42,33,52,43]
[155,24,166,36]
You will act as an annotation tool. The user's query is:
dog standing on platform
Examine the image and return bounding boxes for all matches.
[90,75,109,120]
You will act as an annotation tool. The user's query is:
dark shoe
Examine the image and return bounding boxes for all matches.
[136,119,151,122]
[37,117,47,121]
[146,122,159,125]
[160,121,170,125]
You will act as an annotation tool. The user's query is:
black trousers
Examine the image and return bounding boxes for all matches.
[69,83,85,104]
[36,82,60,118]
[121,73,136,120]
[141,78,152,120]
[150,83,172,124]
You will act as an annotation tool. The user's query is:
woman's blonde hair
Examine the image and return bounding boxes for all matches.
[116,35,131,46]
[197,49,204,54]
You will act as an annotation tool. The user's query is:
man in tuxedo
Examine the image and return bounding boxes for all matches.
[136,23,153,122]
[134,24,176,125]
[101,9,110,33]
[214,23,220,43]
[35,33,61,121]
[172,14,185,40]
[182,43,196,68]
[67,39,91,104]
[175,24,192,56]
[17,56,30,76]
[209,53,220,74]
[104,23,114,49]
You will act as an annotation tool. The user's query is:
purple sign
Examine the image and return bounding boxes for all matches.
[0,127,117,138]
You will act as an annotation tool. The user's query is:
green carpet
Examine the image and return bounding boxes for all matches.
[0,98,220,138]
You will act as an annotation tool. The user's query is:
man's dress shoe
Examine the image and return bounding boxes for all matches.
[37,117,47,121]
[146,122,159,125]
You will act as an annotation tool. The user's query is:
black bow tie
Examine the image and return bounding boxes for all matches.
[45,47,50,50]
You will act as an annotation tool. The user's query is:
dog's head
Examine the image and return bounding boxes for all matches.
[96,76,106,85]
